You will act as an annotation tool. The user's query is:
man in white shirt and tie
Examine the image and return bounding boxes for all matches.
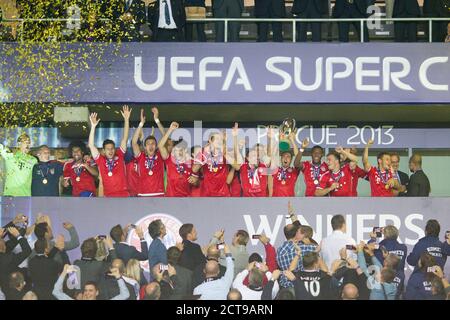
[320,214,357,270]
[148,0,186,41]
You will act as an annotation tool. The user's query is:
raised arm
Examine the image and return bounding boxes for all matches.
[88,113,100,159]
[289,131,299,157]
[363,139,373,172]
[293,138,309,169]
[120,105,132,152]
[132,109,146,157]
[158,122,179,160]
[336,146,358,163]
[151,107,166,136]
[230,122,242,171]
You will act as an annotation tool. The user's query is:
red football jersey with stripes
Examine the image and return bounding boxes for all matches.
[239,162,268,197]
[164,155,192,197]
[301,161,328,197]
[318,164,353,197]
[272,167,300,197]
[368,166,394,197]
[94,148,129,197]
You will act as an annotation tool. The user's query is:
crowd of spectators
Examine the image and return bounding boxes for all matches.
[0,210,448,300]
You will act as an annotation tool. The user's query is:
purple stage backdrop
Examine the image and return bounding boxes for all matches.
[1,43,449,104]
[0,197,449,279]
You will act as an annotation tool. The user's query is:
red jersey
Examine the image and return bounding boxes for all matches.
[199,151,230,197]
[367,166,394,197]
[272,166,300,197]
[229,170,242,197]
[318,164,353,197]
[350,165,367,196]
[136,151,165,196]
[63,159,97,197]
[190,162,202,197]
[239,162,268,197]
[164,155,192,197]
[301,161,328,197]
[126,158,140,197]
[94,148,129,197]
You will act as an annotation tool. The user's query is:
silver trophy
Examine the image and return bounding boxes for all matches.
[279,118,297,152]
[280,118,297,136]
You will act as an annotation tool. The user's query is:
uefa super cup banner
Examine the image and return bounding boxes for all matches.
[0,197,449,278]
[0,43,449,104]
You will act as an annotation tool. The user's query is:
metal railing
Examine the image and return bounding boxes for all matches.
[1,17,449,43]
[187,17,450,43]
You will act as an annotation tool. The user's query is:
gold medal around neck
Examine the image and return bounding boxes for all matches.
[76,177,81,182]
[314,179,319,185]
[42,178,48,185]
[108,172,113,177]
[281,180,286,185]
[149,170,153,176]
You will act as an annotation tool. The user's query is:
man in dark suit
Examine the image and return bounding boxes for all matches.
[254,0,286,42]
[167,246,193,299]
[148,219,168,275]
[148,0,186,41]
[333,0,369,42]
[292,0,328,41]
[110,224,148,264]
[390,153,410,196]
[0,226,31,291]
[98,259,136,300]
[407,154,431,197]
[424,0,450,42]
[74,237,118,288]
[178,223,205,271]
[393,0,420,42]
[213,0,244,42]
[28,238,68,300]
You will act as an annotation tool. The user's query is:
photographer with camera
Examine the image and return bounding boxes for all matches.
[193,243,234,300]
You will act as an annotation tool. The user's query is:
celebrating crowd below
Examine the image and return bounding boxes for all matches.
[0,210,448,300]
[0,106,431,198]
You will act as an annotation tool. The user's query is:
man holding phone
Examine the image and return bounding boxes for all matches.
[110,224,148,265]
[368,225,408,298]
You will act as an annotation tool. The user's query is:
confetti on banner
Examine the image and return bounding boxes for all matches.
[0,0,132,129]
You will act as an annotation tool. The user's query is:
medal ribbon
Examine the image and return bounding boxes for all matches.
[312,164,320,180]
[146,155,156,171]
[175,159,185,174]
[106,158,115,174]
[332,170,343,183]
[278,167,288,181]
[74,164,83,178]
[39,163,49,180]
[247,164,256,180]
[377,169,389,184]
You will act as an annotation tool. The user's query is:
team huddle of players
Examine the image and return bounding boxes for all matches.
[0,106,425,198]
